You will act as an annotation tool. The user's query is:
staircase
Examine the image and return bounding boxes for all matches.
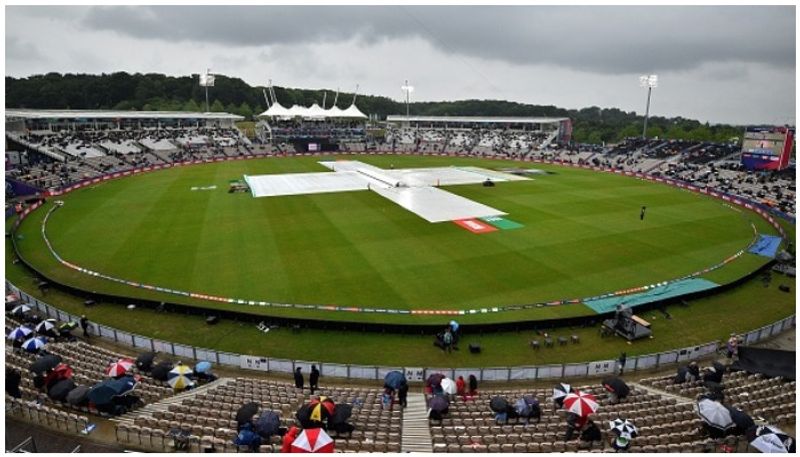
[400,393,433,453]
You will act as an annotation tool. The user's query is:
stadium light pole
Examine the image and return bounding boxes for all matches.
[639,74,658,139]
[199,69,216,113]
[401,80,414,119]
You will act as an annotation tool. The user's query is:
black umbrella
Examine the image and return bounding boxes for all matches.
[726,406,754,436]
[430,395,449,413]
[602,377,630,398]
[490,396,509,413]
[47,378,76,402]
[66,385,91,406]
[136,352,156,372]
[331,404,353,425]
[151,361,173,381]
[88,376,137,407]
[747,425,796,453]
[255,411,281,438]
[236,402,260,426]
[30,354,62,375]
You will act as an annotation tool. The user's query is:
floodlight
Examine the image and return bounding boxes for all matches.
[640,74,658,88]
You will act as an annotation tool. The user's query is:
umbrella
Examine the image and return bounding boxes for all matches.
[747,425,796,453]
[7,326,32,341]
[44,363,74,388]
[553,383,572,405]
[30,354,62,374]
[58,321,78,336]
[301,397,336,424]
[22,336,47,352]
[167,364,194,390]
[291,427,335,453]
[563,391,599,417]
[236,402,260,426]
[106,358,135,378]
[255,411,281,438]
[440,377,457,395]
[697,398,735,431]
[11,304,31,316]
[426,373,445,388]
[88,376,137,407]
[35,319,57,335]
[727,406,755,436]
[66,385,91,406]
[48,378,76,402]
[384,371,406,391]
[609,418,638,437]
[602,377,631,398]
[331,404,352,425]
[136,352,156,372]
[449,320,459,332]
[430,395,449,413]
[515,396,538,416]
[490,396,509,413]
[151,361,173,381]
[195,361,212,374]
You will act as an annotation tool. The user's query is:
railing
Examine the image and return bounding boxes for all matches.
[7,280,794,384]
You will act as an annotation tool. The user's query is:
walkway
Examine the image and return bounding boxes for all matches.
[400,393,433,453]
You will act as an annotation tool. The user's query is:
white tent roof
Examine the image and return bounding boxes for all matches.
[258,102,367,119]
[306,103,327,119]
[340,104,367,119]
[260,102,293,118]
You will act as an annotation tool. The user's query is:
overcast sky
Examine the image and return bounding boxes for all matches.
[5,5,796,125]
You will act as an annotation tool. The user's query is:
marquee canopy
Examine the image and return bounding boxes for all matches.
[258,103,367,120]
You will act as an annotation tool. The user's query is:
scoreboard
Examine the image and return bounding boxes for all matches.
[740,126,794,170]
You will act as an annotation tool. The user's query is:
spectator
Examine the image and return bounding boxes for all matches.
[580,419,603,449]
[80,315,90,338]
[726,333,740,359]
[611,432,633,452]
[455,376,466,400]
[618,352,627,376]
[309,365,320,395]
[564,412,588,441]
[280,426,299,453]
[468,374,478,397]
[6,367,22,398]
[398,382,409,408]
[382,387,395,410]
[294,367,304,390]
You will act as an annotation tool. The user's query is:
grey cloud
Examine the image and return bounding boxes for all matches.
[6,36,43,61]
[71,5,795,74]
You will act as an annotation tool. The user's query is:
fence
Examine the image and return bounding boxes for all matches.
[7,280,795,383]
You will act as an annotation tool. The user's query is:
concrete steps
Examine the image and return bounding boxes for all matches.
[401,393,432,453]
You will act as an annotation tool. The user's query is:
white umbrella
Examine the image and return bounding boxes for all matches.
[609,418,638,436]
[440,377,457,395]
[748,425,796,453]
[697,398,735,431]
[35,319,57,334]
[553,383,572,402]
[11,304,31,315]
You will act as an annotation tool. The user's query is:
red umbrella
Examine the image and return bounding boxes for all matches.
[290,427,335,453]
[563,390,599,417]
[44,363,74,387]
[106,358,135,378]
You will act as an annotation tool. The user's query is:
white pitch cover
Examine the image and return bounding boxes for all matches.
[245,161,525,222]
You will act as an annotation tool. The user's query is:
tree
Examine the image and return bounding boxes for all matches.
[182,99,201,112]
[238,102,253,120]
[210,99,225,112]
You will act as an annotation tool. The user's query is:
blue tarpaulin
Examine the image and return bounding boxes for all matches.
[585,278,720,314]
[748,235,782,258]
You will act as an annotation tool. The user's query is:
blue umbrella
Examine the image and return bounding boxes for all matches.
[384,371,407,390]
[88,376,137,407]
[449,320,459,332]
[7,326,32,341]
[22,336,47,352]
[195,361,212,374]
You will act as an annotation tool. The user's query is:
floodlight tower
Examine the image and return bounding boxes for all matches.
[401,80,414,119]
[639,74,658,139]
[199,69,216,113]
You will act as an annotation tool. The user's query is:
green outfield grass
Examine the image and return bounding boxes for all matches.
[13,155,777,325]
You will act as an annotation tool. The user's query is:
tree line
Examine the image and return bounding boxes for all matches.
[6,72,746,144]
